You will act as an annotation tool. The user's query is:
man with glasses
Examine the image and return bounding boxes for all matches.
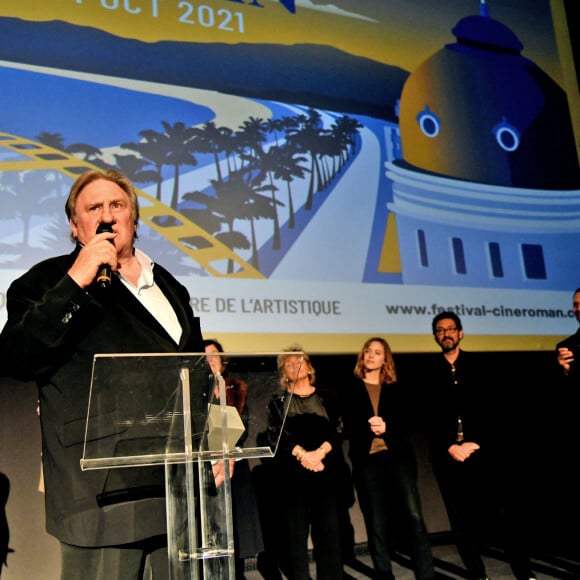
[417,311,535,580]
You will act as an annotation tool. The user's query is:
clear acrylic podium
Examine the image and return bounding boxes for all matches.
[80,351,301,579]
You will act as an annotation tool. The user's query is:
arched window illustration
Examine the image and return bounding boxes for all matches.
[417,229,429,267]
[488,242,504,278]
[521,243,547,280]
[452,237,466,274]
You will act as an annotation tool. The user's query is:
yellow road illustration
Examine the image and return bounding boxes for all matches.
[0,131,264,278]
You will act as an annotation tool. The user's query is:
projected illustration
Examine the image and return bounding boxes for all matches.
[0,0,578,342]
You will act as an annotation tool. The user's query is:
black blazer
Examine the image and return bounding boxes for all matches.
[0,246,204,547]
[417,350,504,471]
[342,377,415,468]
[556,328,580,388]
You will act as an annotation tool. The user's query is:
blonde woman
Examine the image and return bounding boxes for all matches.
[261,346,347,579]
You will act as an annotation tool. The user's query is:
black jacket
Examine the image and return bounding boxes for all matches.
[418,350,503,470]
[342,377,416,467]
[556,327,580,389]
[0,246,204,546]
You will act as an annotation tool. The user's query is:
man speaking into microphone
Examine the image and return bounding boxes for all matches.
[0,169,206,580]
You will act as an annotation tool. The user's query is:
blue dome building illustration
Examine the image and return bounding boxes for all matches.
[385,0,580,290]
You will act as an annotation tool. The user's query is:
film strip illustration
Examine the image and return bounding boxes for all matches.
[0,132,264,278]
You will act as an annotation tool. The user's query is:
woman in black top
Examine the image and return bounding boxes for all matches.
[261,345,346,580]
[342,337,434,580]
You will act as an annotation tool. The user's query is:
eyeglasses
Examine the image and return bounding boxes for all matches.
[435,327,458,335]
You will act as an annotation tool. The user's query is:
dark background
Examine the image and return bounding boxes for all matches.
[310,349,579,561]
[1,348,578,579]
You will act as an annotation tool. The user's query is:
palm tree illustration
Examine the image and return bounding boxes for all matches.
[192,121,233,183]
[269,144,309,229]
[240,144,296,249]
[182,171,274,272]
[113,153,160,188]
[0,170,57,250]
[315,116,361,188]
[66,143,106,168]
[286,109,328,210]
[36,132,70,198]
[122,129,172,202]
[181,179,250,274]
[265,117,287,147]
[214,170,277,271]
[159,121,198,210]
[330,115,362,172]
[0,172,19,233]
[238,184,279,270]
[36,131,66,151]
[236,117,268,170]
[36,131,108,192]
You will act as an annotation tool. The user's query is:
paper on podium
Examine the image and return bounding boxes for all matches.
[207,404,245,451]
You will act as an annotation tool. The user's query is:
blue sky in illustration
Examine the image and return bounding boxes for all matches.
[0,66,212,147]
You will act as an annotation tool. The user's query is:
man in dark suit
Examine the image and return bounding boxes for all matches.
[556,287,580,386]
[0,169,206,579]
[419,312,536,580]
[553,288,580,556]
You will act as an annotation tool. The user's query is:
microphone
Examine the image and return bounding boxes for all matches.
[95,223,113,288]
